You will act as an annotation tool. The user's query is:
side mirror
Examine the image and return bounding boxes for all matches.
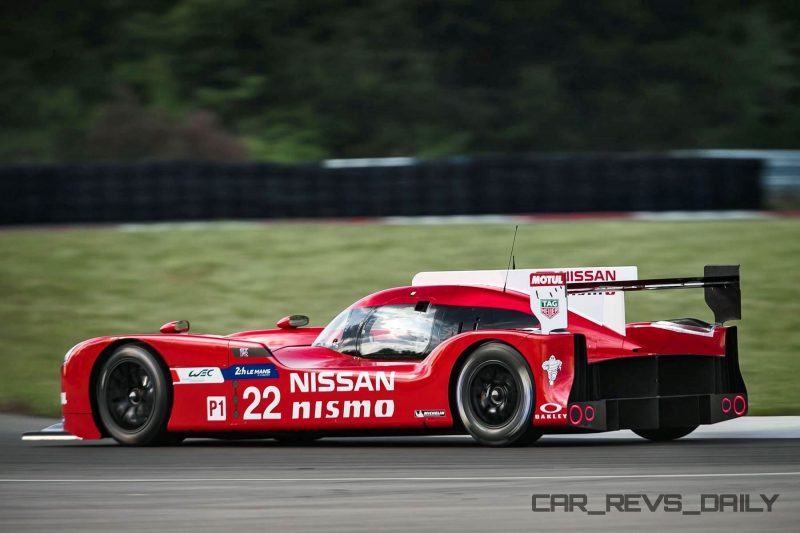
[277,315,309,329]
[160,320,190,334]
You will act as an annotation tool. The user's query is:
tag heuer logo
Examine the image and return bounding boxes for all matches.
[540,299,560,319]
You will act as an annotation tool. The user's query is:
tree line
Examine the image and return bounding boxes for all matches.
[2,0,799,163]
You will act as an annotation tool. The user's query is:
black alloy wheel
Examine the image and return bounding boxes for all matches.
[96,344,174,446]
[469,362,520,428]
[455,342,542,446]
[106,360,155,430]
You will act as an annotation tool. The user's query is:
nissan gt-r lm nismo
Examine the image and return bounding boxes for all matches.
[24,265,747,447]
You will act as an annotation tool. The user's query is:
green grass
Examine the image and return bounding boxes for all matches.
[1,219,798,416]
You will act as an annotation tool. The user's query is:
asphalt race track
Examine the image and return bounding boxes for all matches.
[2,414,799,532]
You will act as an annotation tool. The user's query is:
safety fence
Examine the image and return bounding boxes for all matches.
[0,155,762,224]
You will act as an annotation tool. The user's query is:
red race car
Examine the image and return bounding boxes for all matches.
[25,264,747,446]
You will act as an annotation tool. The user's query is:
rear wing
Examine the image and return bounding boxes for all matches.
[568,265,741,324]
[413,265,740,335]
[531,265,740,334]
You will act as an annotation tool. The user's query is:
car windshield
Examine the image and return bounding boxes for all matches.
[312,304,437,358]
[312,307,351,350]
[313,302,538,358]
[358,304,436,358]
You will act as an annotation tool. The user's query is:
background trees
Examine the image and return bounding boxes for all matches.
[2,0,798,163]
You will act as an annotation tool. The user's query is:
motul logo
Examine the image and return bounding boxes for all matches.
[530,272,565,286]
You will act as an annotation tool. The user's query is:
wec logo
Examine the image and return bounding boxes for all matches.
[174,367,224,383]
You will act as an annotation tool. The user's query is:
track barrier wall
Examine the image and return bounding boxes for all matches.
[0,155,763,224]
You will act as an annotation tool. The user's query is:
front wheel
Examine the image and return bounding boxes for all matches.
[95,344,173,446]
[633,426,697,442]
[455,343,541,447]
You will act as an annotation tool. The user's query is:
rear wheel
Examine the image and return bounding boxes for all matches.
[455,343,541,447]
[95,344,174,446]
[633,426,697,442]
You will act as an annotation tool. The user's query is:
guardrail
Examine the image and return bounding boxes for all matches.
[0,154,762,225]
[674,150,800,201]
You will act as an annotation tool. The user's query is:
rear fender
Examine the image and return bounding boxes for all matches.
[425,330,578,429]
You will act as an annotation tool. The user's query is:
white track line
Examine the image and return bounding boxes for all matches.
[1,472,798,483]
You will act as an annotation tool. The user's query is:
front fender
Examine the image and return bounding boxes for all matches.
[62,334,231,439]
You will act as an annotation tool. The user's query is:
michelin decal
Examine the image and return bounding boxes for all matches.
[541,355,562,386]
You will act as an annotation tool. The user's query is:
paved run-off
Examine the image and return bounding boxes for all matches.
[2,414,800,532]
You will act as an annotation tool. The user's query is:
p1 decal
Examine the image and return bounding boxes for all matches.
[172,367,224,384]
[207,396,226,421]
[223,364,279,380]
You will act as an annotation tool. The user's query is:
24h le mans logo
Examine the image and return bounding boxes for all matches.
[540,299,560,319]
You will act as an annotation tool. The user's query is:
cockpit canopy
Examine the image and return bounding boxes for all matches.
[313,301,538,359]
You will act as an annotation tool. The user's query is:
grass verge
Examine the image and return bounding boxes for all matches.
[0,218,797,416]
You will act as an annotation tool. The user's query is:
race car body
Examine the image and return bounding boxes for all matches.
[27,265,747,446]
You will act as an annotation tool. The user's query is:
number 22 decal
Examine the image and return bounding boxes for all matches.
[242,385,281,420]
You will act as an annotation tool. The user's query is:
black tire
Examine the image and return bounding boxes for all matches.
[95,344,173,446]
[455,342,542,447]
[633,426,697,442]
